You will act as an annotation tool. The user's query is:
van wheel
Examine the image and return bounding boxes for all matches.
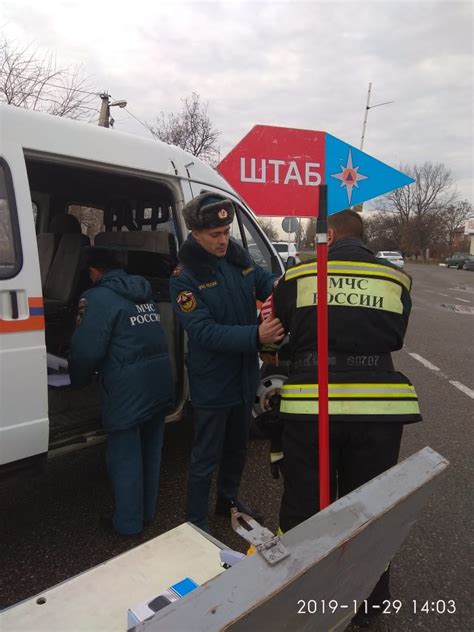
[250,363,289,439]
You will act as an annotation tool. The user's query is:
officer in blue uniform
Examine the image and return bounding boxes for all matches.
[69,246,174,536]
[169,193,284,531]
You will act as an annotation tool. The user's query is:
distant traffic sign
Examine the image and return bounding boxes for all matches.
[282,217,299,233]
[217,125,414,217]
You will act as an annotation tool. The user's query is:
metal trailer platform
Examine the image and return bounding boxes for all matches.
[1,447,448,632]
[141,446,448,632]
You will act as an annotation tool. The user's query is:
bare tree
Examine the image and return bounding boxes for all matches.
[147,92,220,163]
[0,35,97,120]
[364,212,404,253]
[439,200,473,249]
[378,162,458,258]
[304,218,317,248]
[257,218,279,241]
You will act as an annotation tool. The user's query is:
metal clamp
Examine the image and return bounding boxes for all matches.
[230,508,289,565]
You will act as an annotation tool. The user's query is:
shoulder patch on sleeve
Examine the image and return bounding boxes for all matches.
[241,266,255,276]
[172,264,184,277]
[176,290,197,313]
[76,298,88,327]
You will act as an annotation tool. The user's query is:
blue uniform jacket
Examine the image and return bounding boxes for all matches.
[69,269,174,432]
[169,235,277,408]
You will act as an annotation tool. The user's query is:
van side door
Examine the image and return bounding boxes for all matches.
[0,148,48,467]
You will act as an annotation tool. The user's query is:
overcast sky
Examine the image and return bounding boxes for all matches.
[1,0,473,205]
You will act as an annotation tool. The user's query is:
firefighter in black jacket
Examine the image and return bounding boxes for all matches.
[269,210,421,623]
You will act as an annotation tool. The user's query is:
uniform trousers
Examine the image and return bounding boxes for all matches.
[186,404,252,530]
[280,419,403,604]
[106,414,166,535]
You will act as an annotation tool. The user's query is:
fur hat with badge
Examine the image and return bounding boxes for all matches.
[182,193,235,230]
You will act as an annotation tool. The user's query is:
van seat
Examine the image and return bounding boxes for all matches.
[44,233,82,314]
[94,231,178,286]
[37,233,56,286]
[49,214,90,248]
[94,231,171,254]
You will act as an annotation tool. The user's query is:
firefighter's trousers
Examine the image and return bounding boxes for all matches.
[280,419,403,603]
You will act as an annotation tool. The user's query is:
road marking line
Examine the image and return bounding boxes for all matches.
[449,381,474,400]
[448,287,474,294]
[407,352,474,400]
[408,353,440,372]
[438,293,450,297]
[424,289,436,293]
[454,297,471,303]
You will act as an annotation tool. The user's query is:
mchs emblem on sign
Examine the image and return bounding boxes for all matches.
[176,290,197,313]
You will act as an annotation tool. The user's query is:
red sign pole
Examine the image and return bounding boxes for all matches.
[316,185,330,509]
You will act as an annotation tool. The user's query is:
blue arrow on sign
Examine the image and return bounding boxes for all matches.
[325,133,415,215]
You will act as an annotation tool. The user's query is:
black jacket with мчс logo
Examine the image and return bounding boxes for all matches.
[272,239,422,424]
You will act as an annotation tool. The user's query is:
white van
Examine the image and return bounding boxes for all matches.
[271,241,301,267]
[0,104,284,471]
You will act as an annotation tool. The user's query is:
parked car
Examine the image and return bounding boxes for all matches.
[375,251,405,268]
[462,255,474,271]
[445,252,470,269]
[272,241,301,267]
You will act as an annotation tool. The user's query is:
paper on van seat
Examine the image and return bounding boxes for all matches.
[48,374,71,387]
[47,353,69,371]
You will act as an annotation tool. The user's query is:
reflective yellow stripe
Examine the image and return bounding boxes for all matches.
[329,261,411,290]
[282,383,418,399]
[280,399,421,416]
[270,451,284,463]
[285,261,316,280]
[296,275,403,314]
[285,260,411,291]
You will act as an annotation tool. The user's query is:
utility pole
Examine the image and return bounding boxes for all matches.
[98,93,110,128]
[360,83,372,151]
[98,93,128,128]
[355,84,395,211]
[360,83,395,151]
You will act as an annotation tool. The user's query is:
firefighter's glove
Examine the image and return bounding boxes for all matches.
[270,450,284,479]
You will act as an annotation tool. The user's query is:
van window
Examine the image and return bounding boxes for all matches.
[32,202,38,228]
[239,210,273,272]
[0,160,22,279]
[68,205,104,241]
[227,203,275,272]
[25,158,177,239]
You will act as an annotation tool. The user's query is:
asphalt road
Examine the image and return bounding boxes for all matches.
[1,263,473,631]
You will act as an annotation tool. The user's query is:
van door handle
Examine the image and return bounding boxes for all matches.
[0,290,26,320]
[10,291,19,319]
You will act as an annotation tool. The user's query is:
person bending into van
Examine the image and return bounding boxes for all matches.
[169,193,284,531]
[68,246,174,536]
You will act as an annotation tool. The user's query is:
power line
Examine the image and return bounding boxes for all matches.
[0,68,101,97]
[19,96,100,113]
[122,106,155,137]
[0,72,152,133]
